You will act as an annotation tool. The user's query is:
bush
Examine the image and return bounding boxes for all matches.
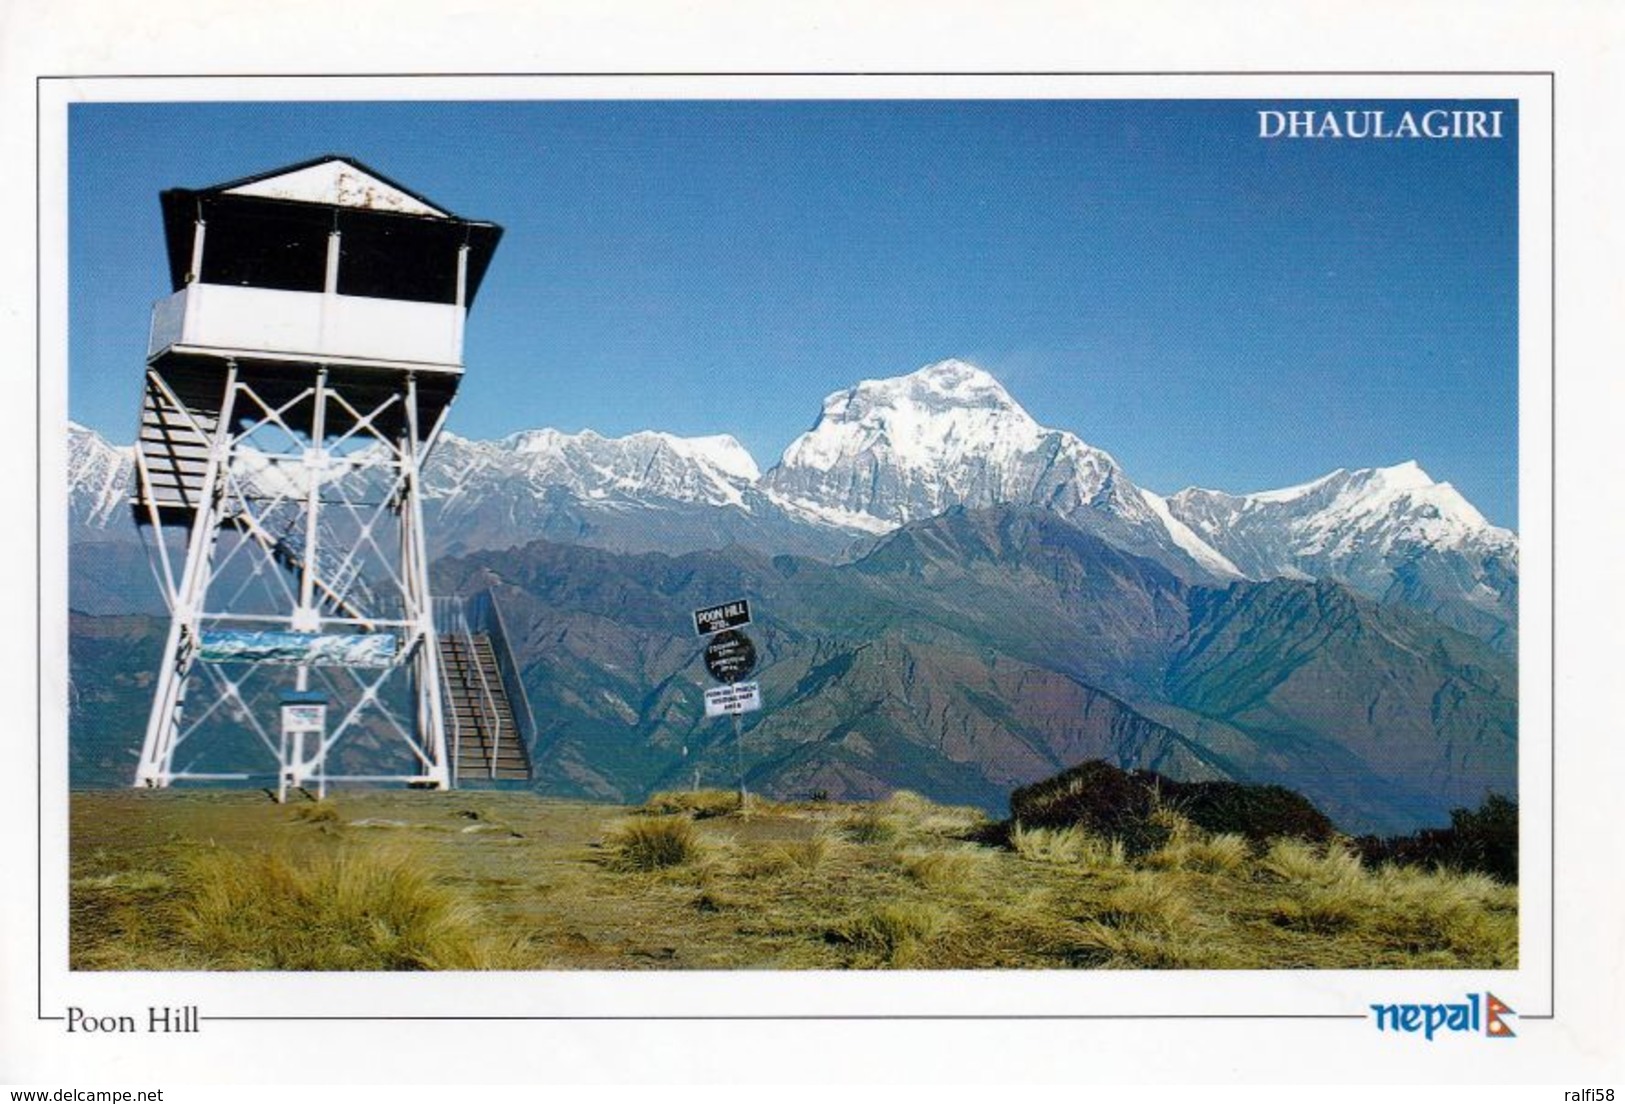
[1008,760,1335,855]
[1156,778,1336,844]
[1008,761,1170,856]
[1354,794,1518,883]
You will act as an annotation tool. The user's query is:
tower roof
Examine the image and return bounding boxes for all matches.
[205,155,454,218]
[158,155,503,305]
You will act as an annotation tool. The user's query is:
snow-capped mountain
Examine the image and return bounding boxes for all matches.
[68,421,134,535]
[64,358,1518,648]
[1167,464,1519,646]
[416,428,853,559]
[761,359,1242,582]
[427,427,760,513]
[64,417,853,563]
[67,423,162,615]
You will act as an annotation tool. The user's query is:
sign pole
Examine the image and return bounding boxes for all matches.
[734,710,747,811]
[693,597,760,814]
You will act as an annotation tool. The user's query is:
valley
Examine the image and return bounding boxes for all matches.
[66,359,1519,837]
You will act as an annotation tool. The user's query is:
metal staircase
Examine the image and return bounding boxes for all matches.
[436,591,534,785]
[134,370,220,518]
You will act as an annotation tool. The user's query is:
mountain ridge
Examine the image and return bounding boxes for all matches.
[423,507,1515,833]
[66,359,1517,650]
[67,499,1517,834]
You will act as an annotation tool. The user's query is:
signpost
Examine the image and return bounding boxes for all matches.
[703,630,757,684]
[278,690,328,803]
[693,599,751,636]
[704,681,762,717]
[693,599,761,808]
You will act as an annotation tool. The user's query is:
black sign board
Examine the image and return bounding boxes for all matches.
[693,599,752,636]
[704,629,758,684]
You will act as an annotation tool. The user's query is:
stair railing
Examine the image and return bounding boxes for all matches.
[470,589,536,772]
[442,653,463,785]
[466,631,505,779]
[434,596,466,783]
[433,589,531,783]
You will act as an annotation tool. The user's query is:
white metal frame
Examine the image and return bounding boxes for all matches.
[133,361,453,795]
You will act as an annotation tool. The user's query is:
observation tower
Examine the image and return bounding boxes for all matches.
[130,156,504,796]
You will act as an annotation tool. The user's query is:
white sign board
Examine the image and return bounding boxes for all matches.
[704,681,762,718]
[281,704,326,735]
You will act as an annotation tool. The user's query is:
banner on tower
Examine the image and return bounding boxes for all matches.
[197,630,400,668]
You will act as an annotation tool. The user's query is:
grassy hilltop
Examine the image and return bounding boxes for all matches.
[70,786,1516,971]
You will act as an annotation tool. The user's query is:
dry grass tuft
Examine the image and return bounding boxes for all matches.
[1262,839,1384,936]
[1091,871,1193,932]
[1256,846,1518,965]
[740,831,842,879]
[640,790,742,819]
[176,845,523,970]
[1009,824,1127,869]
[1148,804,1194,839]
[291,802,342,825]
[1070,921,1238,969]
[830,901,951,967]
[905,806,991,840]
[1009,823,1087,864]
[1365,865,1519,960]
[774,833,833,872]
[1148,831,1251,875]
[837,792,989,844]
[72,870,173,893]
[602,816,710,871]
[1270,888,1365,935]
[900,845,992,892]
[840,807,903,846]
[1260,837,1366,886]
[881,790,934,816]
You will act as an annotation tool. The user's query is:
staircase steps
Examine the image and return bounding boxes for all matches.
[134,372,223,520]
[439,632,531,783]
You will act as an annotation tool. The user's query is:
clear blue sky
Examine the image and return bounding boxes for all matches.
[69,99,1519,527]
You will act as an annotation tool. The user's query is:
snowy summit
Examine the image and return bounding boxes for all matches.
[68,357,1516,643]
[776,359,1048,474]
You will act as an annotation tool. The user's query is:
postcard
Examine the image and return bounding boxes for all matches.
[10,57,1607,1088]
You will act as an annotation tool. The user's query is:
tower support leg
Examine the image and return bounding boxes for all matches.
[403,374,451,789]
[134,363,240,788]
[133,362,457,793]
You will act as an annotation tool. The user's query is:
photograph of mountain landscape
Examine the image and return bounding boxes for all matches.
[65,96,1521,972]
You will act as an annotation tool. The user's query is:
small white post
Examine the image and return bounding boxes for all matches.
[324,229,341,294]
[452,244,470,361]
[734,711,747,812]
[294,369,329,632]
[187,219,206,284]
